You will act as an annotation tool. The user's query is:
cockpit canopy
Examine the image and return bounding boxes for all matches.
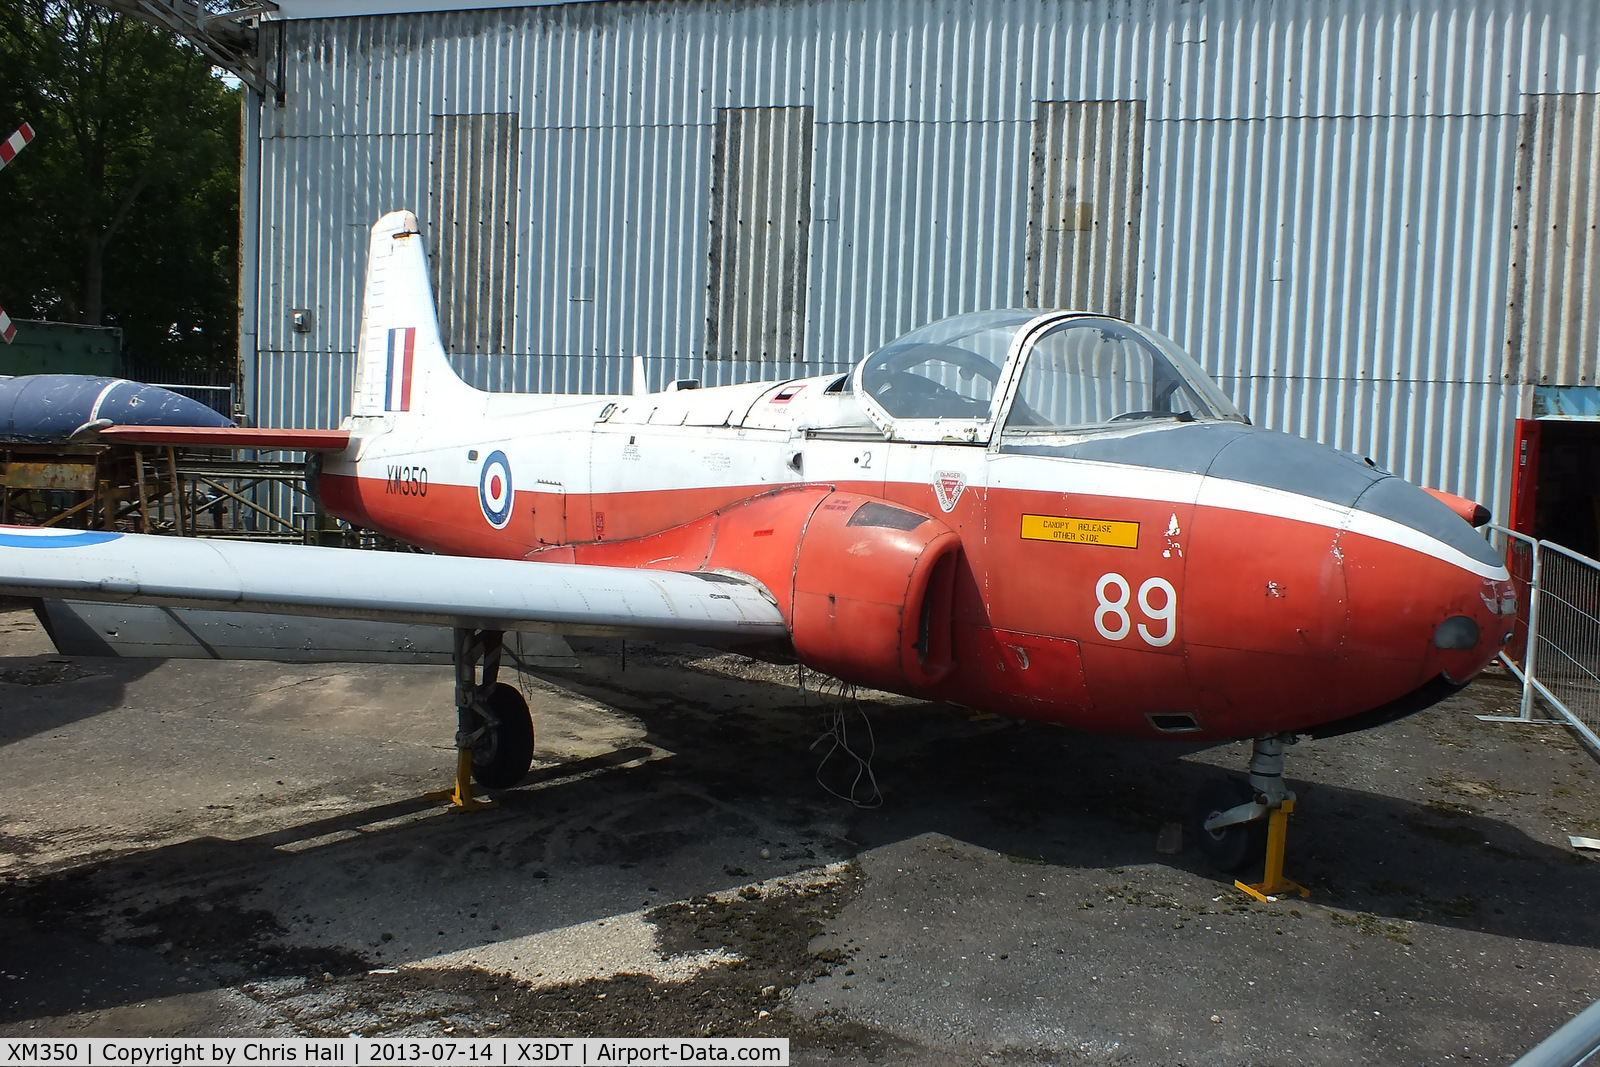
[854,311,1242,442]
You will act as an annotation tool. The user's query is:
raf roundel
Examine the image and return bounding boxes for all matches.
[478,450,515,529]
[0,528,121,549]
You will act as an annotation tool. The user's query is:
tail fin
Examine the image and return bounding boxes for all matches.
[350,210,477,418]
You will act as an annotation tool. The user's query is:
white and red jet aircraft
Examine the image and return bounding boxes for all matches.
[0,211,1516,880]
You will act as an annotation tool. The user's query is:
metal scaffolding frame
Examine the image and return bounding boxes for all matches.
[89,0,279,94]
[1,442,314,543]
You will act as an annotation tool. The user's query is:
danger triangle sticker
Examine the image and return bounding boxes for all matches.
[933,471,966,512]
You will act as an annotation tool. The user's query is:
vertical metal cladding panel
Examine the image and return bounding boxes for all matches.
[514,121,714,393]
[257,350,355,432]
[430,113,520,356]
[257,123,431,356]
[1144,108,1527,514]
[254,0,1600,521]
[707,106,815,365]
[1025,100,1146,317]
[238,89,262,420]
[808,117,1033,364]
[1507,93,1600,389]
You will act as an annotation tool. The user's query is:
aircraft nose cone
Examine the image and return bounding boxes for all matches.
[1183,428,1512,736]
[1339,473,1513,687]
[1347,475,1506,576]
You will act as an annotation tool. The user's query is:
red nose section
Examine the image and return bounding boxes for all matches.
[1184,522,1509,737]
[1336,529,1511,708]
[1176,452,1511,738]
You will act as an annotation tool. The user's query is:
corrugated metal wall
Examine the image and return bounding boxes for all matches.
[250,0,1600,516]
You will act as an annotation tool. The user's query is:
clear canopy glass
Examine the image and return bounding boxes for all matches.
[857,311,1037,420]
[856,311,1242,432]
[1001,317,1241,433]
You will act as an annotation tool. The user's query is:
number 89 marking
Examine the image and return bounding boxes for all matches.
[1094,573,1177,647]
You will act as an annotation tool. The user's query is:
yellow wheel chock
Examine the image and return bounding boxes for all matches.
[1235,798,1308,902]
[426,748,497,812]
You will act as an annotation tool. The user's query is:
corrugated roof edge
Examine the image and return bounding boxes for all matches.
[271,0,609,18]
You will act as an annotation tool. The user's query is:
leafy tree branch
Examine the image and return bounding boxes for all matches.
[0,0,240,372]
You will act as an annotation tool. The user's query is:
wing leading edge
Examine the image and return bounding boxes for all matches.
[94,426,353,451]
[0,527,786,644]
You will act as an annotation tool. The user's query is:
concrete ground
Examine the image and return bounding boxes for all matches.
[3,601,1599,1065]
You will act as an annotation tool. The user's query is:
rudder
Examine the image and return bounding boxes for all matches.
[350,210,477,418]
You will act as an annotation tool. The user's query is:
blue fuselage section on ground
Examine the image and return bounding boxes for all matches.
[0,375,232,442]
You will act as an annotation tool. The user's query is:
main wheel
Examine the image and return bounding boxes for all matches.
[470,682,535,789]
[1192,777,1267,873]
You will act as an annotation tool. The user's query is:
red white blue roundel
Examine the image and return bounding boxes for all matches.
[478,450,514,529]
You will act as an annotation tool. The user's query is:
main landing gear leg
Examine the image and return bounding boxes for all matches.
[1194,733,1309,902]
[427,628,535,811]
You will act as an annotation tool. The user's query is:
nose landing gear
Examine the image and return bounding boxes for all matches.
[1193,733,1309,901]
[428,627,536,811]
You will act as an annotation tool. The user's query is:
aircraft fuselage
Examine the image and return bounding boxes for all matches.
[314,368,1514,742]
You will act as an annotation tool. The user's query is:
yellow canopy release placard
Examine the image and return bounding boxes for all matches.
[1021,514,1140,548]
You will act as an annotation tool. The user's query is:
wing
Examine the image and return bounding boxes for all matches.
[94,426,352,451]
[0,527,786,644]
[34,599,579,666]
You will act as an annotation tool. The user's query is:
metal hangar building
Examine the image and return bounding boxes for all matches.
[239,0,1600,549]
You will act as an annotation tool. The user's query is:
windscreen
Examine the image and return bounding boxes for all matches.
[1003,318,1240,432]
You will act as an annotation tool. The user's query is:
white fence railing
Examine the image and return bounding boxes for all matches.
[1482,525,1600,754]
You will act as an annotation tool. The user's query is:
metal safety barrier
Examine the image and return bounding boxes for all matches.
[1509,995,1600,1067]
[1483,525,1600,755]
[120,362,237,419]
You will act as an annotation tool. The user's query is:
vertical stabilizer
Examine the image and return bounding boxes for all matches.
[351,210,477,418]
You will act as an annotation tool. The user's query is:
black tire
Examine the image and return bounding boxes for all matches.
[470,682,535,789]
[1192,777,1267,873]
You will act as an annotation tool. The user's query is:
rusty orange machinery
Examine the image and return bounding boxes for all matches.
[0,443,158,531]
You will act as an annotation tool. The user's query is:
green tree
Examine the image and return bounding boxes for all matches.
[0,0,239,373]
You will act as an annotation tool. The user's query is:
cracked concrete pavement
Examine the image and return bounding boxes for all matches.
[3,602,1599,1064]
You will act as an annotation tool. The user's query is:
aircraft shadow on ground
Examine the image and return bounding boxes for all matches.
[534,648,1600,951]
[0,652,161,748]
[2,645,1596,1024]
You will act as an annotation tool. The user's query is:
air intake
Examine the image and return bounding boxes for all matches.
[1147,713,1201,734]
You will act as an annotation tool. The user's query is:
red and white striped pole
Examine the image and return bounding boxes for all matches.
[0,121,33,172]
[0,122,34,342]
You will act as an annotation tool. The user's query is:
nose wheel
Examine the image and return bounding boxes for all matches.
[1193,778,1266,871]
[1191,733,1309,901]
[428,627,536,811]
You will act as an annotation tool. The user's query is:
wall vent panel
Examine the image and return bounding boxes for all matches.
[429,112,520,355]
[1507,93,1600,388]
[706,106,814,363]
[1025,100,1145,317]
